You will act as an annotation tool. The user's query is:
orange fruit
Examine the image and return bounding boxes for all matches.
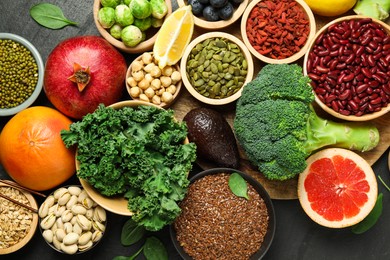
[0,106,76,191]
[298,148,377,228]
[153,5,194,69]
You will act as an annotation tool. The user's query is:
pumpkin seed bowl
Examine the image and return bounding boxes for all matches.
[180,32,254,105]
[0,33,44,117]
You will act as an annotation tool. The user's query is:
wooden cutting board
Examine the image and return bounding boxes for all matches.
[171,11,390,200]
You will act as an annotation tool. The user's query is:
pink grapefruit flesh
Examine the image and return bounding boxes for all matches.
[298,148,377,228]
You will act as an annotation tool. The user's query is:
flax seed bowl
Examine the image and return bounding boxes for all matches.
[171,168,276,260]
[93,0,172,53]
[177,0,249,29]
[0,182,38,255]
[0,33,44,117]
[240,0,316,64]
[126,52,182,108]
[180,32,254,105]
[303,16,390,121]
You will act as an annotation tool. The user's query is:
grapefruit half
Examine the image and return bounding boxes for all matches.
[298,148,378,228]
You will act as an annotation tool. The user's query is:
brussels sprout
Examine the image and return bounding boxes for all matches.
[150,0,168,19]
[98,7,116,28]
[123,0,132,5]
[110,24,123,39]
[115,4,134,26]
[130,0,152,19]
[151,17,164,28]
[141,32,146,41]
[101,0,121,8]
[133,17,152,31]
[121,25,143,47]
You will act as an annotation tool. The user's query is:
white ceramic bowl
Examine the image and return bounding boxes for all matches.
[0,33,44,117]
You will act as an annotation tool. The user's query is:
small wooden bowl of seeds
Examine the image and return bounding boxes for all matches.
[180,32,254,105]
[0,33,44,117]
[126,52,182,108]
[0,182,38,255]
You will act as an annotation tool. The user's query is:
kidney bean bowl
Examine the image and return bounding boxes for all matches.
[170,168,276,260]
[303,15,390,121]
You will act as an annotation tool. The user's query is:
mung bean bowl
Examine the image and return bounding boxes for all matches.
[0,33,44,117]
[240,0,316,64]
[38,185,107,255]
[170,168,276,260]
[180,32,254,105]
[303,15,390,121]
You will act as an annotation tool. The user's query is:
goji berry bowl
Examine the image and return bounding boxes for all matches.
[240,0,316,64]
[180,32,254,105]
[177,0,249,30]
[303,15,390,121]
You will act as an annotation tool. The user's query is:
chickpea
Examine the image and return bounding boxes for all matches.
[144,87,155,99]
[139,93,150,102]
[152,95,161,105]
[161,91,173,104]
[161,66,173,77]
[142,52,153,64]
[160,76,172,87]
[126,77,137,88]
[150,79,161,90]
[150,66,162,77]
[131,60,144,72]
[144,73,153,83]
[132,70,144,82]
[157,87,165,96]
[166,85,177,95]
[129,87,142,98]
[171,71,182,84]
[138,78,150,90]
[144,63,155,73]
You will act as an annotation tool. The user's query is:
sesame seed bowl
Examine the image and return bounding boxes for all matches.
[0,33,44,117]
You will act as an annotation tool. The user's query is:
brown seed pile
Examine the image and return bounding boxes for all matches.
[0,186,33,249]
[174,173,269,260]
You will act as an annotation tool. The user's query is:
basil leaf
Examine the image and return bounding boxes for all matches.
[30,3,78,29]
[228,172,249,200]
[121,218,146,246]
[351,193,383,234]
[143,237,168,260]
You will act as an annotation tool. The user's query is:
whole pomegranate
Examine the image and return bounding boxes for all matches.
[44,36,127,119]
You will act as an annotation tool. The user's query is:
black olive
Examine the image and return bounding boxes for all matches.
[188,0,205,16]
[202,5,219,21]
[218,2,234,20]
[229,0,244,5]
[210,0,228,8]
[198,0,210,5]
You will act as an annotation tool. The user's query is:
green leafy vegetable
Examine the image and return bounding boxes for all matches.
[352,193,383,234]
[30,3,78,29]
[354,0,390,21]
[61,105,196,231]
[143,237,168,260]
[228,172,249,199]
[121,219,146,246]
[113,246,144,260]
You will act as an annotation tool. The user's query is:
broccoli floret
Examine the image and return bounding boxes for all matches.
[234,64,380,181]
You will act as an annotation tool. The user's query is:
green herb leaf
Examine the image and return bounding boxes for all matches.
[121,218,146,246]
[228,172,249,200]
[30,3,78,29]
[351,193,383,234]
[143,237,168,260]
[113,246,144,260]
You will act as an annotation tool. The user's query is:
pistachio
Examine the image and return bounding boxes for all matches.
[93,206,107,222]
[42,229,54,243]
[92,220,106,232]
[58,192,71,206]
[63,232,80,245]
[78,241,93,252]
[55,228,66,242]
[61,243,78,255]
[81,198,94,209]
[92,230,103,243]
[72,223,83,235]
[78,231,93,246]
[71,205,87,215]
[64,222,73,234]
[68,186,82,196]
[61,209,73,223]
[76,214,92,231]
[66,195,78,209]
[56,217,64,229]
[40,213,56,230]
[38,201,50,219]
[54,205,66,217]
[86,208,94,220]
[77,190,89,203]
[52,236,62,251]
[53,187,68,200]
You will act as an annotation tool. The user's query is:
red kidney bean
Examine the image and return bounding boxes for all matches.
[356,83,369,93]
[339,89,351,100]
[361,67,373,78]
[372,74,385,83]
[343,73,355,82]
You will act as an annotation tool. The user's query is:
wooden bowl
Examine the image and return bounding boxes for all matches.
[93,0,172,53]
[0,182,38,255]
[0,33,44,117]
[125,52,182,108]
[303,15,390,121]
[180,32,254,105]
[78,100,190,216]
[177,0,249,29]
[240,0,316,64]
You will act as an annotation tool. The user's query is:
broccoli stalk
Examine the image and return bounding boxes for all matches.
[234,64,380,181]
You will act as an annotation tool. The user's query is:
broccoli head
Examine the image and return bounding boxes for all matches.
[234,64,380,181]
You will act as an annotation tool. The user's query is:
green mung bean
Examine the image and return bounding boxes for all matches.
[0,39,38,109]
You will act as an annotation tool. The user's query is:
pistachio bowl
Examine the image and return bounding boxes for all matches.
[0,33,44,117]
